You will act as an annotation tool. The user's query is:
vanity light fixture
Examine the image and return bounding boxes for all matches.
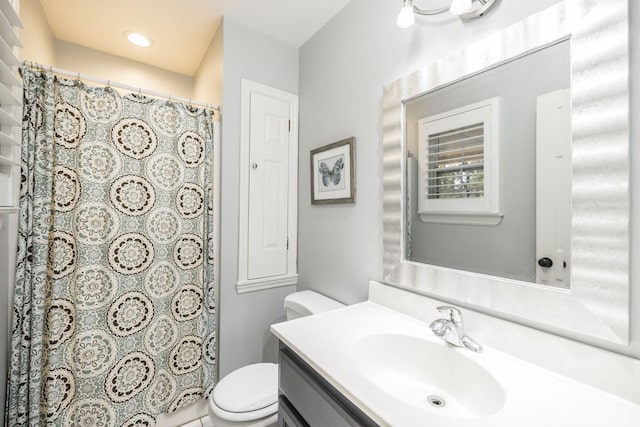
[126,32,153,48]
[397,0,497,28]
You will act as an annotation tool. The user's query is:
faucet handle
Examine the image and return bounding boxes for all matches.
[436,306,463,325]
[429,318,447,336]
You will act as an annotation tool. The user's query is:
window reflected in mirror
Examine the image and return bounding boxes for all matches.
[405,39,570,287]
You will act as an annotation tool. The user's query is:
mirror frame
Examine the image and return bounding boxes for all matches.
[382,0,629,344]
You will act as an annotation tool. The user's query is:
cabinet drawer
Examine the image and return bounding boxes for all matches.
[279,347,378,427]
[278,395,309,427]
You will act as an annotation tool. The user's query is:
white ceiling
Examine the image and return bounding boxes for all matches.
[39,0,352,76]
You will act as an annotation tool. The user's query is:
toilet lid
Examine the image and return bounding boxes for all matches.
[213,363,278,413]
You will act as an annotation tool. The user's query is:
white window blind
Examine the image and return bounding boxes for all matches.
[417,97,500,221]
[426,122,485,200]
[0,0,22,209]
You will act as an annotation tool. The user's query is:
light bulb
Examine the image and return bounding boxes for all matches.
[397,1,415,28]
[126,32,152,48]
[449,0,473,16]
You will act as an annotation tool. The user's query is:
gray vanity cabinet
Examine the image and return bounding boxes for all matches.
[278,344,378,427]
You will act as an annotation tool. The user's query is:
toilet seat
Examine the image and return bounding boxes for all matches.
[209,398,278,423]
[210,363,278,422]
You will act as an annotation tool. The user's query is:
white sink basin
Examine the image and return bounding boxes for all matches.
[272,301,640,426]
[351,333,506,419]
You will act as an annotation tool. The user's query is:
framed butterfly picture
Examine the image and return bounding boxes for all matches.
[310,137,355,204]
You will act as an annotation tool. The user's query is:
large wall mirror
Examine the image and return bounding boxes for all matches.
[406,40,570,286]
[382,0,629,344]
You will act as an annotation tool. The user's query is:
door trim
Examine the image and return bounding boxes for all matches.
[237,79,299,294]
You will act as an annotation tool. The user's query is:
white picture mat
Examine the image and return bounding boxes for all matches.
[313,144,352,200]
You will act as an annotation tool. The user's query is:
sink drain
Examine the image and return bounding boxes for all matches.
[427,395,446,408]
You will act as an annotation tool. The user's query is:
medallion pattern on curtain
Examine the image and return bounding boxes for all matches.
[6,69,217,426]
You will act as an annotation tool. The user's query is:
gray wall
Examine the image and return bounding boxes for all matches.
[406,41,570,283]
[297,0,562,303]
[298,0,640,359]
[219,17,299,377]
[0,214,18,426]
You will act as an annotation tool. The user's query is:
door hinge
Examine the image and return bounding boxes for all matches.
[286,237,289,250]
[288,120,291,132]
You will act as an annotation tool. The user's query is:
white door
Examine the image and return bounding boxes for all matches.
[247,91,291,279]
[535,89,571,287]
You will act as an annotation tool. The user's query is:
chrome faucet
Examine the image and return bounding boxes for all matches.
[429,306,483,353]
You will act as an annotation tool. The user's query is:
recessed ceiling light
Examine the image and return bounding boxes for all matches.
[126,32,152,48]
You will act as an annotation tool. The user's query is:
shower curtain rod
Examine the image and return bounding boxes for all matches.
[21,61,220,113]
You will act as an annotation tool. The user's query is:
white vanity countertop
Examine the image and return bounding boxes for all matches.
[271,302,640,427]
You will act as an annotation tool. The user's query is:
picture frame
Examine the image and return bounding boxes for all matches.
[310,137,355,204]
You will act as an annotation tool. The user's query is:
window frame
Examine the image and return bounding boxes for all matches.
[416,97,503,225]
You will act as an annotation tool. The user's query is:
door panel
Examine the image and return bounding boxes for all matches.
[536,89,571,287]
[248,92,290,280]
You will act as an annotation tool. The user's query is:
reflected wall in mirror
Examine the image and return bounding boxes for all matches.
[405,40,571,287]
[382,0,629,345]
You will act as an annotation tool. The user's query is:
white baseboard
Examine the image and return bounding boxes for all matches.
[156,398,208,427]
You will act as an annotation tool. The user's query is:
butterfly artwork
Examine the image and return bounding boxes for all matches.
[310,137,355,204]
[319,157,344,187]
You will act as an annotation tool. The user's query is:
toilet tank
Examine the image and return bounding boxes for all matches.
[284,290,344,320]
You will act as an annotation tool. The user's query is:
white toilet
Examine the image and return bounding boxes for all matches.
[208,290,344,427]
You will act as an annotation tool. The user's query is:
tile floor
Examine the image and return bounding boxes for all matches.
[180,416,213,427]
